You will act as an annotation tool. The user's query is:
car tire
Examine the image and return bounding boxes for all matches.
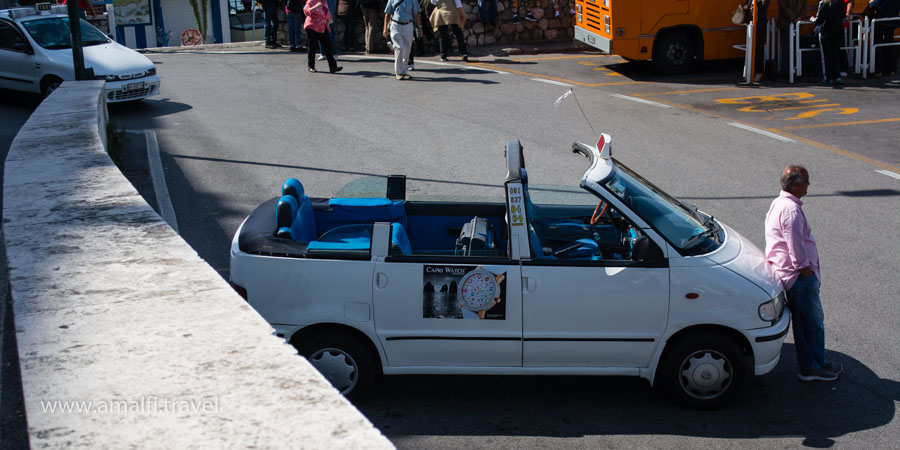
[40,76,63,99]
[653,32,695,75]
[656,331,747,409]
[296,333,376,400]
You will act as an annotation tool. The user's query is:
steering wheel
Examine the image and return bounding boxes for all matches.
[590,201,608,225]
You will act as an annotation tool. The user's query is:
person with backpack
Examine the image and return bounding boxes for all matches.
[383,0,423,79]
[429,0,468,62]
[286,0,307,52]
[812,0,847,84]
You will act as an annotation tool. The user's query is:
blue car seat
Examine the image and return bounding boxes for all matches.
[277,178,317,242]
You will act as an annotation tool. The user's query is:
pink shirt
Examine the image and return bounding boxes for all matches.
[764,191,820,290]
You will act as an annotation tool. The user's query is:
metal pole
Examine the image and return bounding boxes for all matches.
[66,1,90,80]
[750,0,758,83]
[789,23,795,83]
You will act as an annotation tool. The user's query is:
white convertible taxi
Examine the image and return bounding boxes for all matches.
[230,135,790,408]
[0,4,159,101]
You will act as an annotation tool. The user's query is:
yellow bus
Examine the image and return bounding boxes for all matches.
[574,0,776,74]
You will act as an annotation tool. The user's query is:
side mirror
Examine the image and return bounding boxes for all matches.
[632,236,650,261]
[14,42,32,54]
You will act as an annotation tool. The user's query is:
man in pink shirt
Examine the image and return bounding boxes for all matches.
[765,165,842,381]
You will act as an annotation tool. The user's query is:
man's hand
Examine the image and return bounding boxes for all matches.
[800,266,814,277]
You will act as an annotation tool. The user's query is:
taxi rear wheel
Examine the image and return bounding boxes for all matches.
[656,331,747,409]
[295,333,375,401]
[40,76,63,99]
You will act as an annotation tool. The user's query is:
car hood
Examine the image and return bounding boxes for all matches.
[45,42,154,76]
[705,223,782,298]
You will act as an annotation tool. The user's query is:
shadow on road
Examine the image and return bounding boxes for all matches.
[355,345,898,446]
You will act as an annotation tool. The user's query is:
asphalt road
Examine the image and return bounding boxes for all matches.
[3,47,899,448]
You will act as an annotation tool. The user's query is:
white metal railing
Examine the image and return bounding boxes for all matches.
[867,16,900,75]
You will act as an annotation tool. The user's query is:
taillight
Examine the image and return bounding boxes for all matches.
[230,282,248,301]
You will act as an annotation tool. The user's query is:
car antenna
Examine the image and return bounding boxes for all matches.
[554,88,597,136]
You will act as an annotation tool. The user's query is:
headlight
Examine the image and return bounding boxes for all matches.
[758,292,785,322]
[145,67,156,76]
[95,75,119,82]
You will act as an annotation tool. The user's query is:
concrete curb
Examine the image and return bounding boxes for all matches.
[3,81,393,448]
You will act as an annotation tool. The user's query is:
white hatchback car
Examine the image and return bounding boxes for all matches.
[0,4,160,101]
[230,134,790,409]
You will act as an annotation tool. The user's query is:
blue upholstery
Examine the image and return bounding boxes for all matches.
[391,222,413,255]
[276,195,299,239]
[309,224,373,251]
[520,168,548,259]
[554,238,598,258]
[282,178,304,202]
[319,198,406,231]
[277,178,317,242]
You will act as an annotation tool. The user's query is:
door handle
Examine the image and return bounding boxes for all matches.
[523,276,537,293]
[375,272,388,289]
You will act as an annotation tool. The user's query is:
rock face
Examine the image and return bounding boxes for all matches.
[277,0,576,51]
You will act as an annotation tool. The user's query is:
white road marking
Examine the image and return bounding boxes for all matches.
[530,77,574,87]
[610,94,672,108]
[727,122,796,142]
[143,130,179,233]
[876,169,900,180]
[342,54,509,73]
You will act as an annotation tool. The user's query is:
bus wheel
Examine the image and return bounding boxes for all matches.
[654,32,694,75]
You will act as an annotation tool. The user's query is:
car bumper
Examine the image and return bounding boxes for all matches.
[105,75,161,102]
[747,308,791,375]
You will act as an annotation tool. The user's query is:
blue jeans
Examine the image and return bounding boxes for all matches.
[260,0,278,45]
[319,0,339,56]
[788,274,827,372]
[478,0,497,23]
[287,12,304,48]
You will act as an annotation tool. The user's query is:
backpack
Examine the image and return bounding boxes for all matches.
[286,0,304,12]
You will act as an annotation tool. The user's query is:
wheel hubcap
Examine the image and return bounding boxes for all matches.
[667,43,686,65]
[308,348,357,394]
[679,350,732,400]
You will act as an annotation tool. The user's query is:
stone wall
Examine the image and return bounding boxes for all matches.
[279,0,575,51]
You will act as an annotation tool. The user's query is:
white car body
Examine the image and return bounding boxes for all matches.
[229,135,789,408]
[0,5,159,101]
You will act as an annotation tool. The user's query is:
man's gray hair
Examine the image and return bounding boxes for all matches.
[781,165,807,191]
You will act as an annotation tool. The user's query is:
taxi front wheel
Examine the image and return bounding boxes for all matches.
[296,333,376,401]
[41,76,63,99]
[656,331,748,409]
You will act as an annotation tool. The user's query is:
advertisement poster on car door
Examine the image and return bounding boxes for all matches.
[423,265,506,320]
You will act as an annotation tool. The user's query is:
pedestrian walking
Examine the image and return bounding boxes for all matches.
[305,0,343,72]
[286,0,307,52]
[260,0,282,48]
[812,0,846,85]
[765,165,842,382]
[319,0,340,60]
[383,0,423,80]
[337,0,359,50]
[359,0,385,54]
[430,0,468,62]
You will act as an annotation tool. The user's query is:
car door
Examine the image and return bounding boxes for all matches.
[373,223,523,369]
[0,20,36,93]
[521,202,669,369]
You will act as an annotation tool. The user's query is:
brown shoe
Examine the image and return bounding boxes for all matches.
[396,74,404,79]
[402,74,411,80]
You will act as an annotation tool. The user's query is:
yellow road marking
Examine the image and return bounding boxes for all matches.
[639,94,900,172]
[738,102,840,112]
[786,107,859,120]
[717,92,815,104]
[467,62,646,86]
[512,54,616,62]
[637,87,744,96]
[782,117,900,130]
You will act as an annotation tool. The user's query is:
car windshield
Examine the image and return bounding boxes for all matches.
[23,17,109,49]
[597,159,722,254]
